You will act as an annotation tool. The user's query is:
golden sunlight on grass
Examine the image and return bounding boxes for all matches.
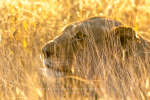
[0,0,150,99]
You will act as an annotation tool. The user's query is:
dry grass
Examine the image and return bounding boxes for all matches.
[0,0,150,99]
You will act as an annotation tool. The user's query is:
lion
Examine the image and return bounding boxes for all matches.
[42,16,150,80]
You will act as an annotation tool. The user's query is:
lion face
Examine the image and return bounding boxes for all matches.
[42,17,139,79]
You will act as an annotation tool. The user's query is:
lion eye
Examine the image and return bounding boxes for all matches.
[72,32,85,40]
[76,32,84,39]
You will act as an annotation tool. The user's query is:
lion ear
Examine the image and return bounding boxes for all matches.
[114,26,138,47]
[115,27,137,38]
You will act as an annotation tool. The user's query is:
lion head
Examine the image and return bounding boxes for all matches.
[42,17,140,80]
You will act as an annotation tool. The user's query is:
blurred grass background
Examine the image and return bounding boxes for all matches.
[0,0,150,99]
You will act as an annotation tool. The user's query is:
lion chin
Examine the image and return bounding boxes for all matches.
[44,67,64,81]
[42,59,64,81]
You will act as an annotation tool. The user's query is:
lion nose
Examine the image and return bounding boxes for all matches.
[42,41,54,58]
[42,47,50,58]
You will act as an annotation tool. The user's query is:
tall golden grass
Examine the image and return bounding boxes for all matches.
[0,0,150,99]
